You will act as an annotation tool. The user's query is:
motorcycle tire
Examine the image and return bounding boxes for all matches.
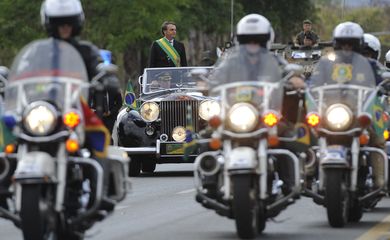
[257,201,266,233]
[232,174,259,239]
[348,199,363,222]
[20,184,57,240]
[325,169,348,228]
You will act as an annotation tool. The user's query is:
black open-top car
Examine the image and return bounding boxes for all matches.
[112,66,219,176]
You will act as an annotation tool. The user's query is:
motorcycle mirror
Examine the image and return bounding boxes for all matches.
[284,63,304,75]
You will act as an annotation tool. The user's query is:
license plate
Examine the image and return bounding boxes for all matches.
[325,145,346,159]
[166,143,184,155]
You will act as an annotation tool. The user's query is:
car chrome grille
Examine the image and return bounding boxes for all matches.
[160,100,199,140]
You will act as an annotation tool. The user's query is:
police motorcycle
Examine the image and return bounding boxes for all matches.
[304,50,389,228]
[0,38,129,240]
[194,45,301,239]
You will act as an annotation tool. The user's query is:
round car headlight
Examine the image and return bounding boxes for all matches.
[23,102,57,136]
[325,104,353,131]
[172,126,186,142]
[140,102,160,122]
[227,103,258,133]
[199,100,221,120]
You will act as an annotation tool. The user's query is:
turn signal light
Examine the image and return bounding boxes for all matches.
[5,144,16,154]
[306,112,320,127]
[268,135,279,147]
[66,139,79,153]
[209,138,222,150]
[209,116,222,128]
[63,112,81,128]
[359,134,369,145]
[263,112,279,127]
[384,130,389,140]
[357,113,371,128]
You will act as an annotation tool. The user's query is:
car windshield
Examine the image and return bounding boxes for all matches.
[142,67,213,94]
[5,38,88,112]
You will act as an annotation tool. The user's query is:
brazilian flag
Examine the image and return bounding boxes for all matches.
[124,80,138,109]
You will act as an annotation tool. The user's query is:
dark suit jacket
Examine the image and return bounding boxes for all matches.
[148,39,187,67]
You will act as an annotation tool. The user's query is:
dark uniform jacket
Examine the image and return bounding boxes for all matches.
[148,39,188,68]
[295,31,319,46]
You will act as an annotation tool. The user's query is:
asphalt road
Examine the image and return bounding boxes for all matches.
[2,164,390,240]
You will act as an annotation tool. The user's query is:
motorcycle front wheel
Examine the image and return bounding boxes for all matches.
[20,184,57,240]
[232,174,260,239]
[324,169,349,228]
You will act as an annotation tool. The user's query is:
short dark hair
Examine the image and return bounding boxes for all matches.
[161,21,176,36]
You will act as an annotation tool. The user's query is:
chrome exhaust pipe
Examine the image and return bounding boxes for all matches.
[195,152,221,176]
[0,156,10,182]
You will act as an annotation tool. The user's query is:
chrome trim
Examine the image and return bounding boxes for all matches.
[119,147,157,155]
[19,131,69,143]
[222,128,268,139]
[317,127,361,136]
[267,149,301,193]
[360,146,388,191]
[67,157,104,225]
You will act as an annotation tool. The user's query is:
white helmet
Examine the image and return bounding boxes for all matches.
[236,14,274,49]
[333,21,364,51]
[363,33,381,60]
[385,50,390,68]
[40,0,84,37]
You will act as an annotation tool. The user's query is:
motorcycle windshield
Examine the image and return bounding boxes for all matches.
[5,38,88,112]
[310,50,375,88]
[210,45,283,112]
[308,50,376,117]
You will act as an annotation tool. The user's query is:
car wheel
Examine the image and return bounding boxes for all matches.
[129,158,141,177]
[142,160,156,173]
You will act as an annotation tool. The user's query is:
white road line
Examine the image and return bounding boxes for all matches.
[357,215,390,240]
[176,188,196,195]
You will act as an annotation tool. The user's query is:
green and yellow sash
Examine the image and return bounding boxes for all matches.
[156,38,181,67]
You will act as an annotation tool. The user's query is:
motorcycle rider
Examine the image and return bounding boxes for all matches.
[40,0,121,212]
[211,13,305,196]
[41,0,122,135]
[330,22,386,190]
[385,50,390,70]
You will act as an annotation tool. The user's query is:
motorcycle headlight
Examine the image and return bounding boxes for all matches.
[227,103,258,133]
[325,104,353,131]
[23,102,57,136]
[140,102,159,122]
[199,100,221,120]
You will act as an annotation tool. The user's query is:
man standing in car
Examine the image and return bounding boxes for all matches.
[149,21,188,68]
[295,19,319,47]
